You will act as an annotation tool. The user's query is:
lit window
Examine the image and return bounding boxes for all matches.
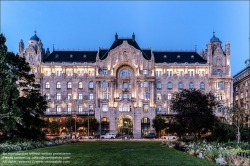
[144,81,148,88]
[67,82,72,89]
[67,93,72,100]
[143,69,148,75]
[56,82,61,89]
[78,93,83,100]
[157,106,162,112]
[168,94,172,100]
[200,82,205,89]
[157,82,161,89]
[168,82,172,89]
[89,82,94,88]
[178,82,183,89]
[240,93,243,99]
[122,105,129,112]
[45,82,50,89]
[89,93,94,100]
[123,83,128,88]
[102,104,108,112]
[156,71,162,77]
[235,87,238,91]
[217,93,223,100]
[143,105,149,112]
[189,82,194,89]
[78,82,83,88]
[101,81,107,88]
[67,105,71,112]
[89,105,94,111]
[56,105,61,112]
[78,105,83,112]
[46,93,50,100]
[235,95,238,100]
[56,93,61,100]
[157,94,161,100]
[246,104,249,109]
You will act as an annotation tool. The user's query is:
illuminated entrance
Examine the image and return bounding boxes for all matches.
[117,115,133,135]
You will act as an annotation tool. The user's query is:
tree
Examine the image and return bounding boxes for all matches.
[221,106,248,143]
[152,116,167,138]
[0,34,21,138]
[65,117,80,133]
[47,121,61,135]
[82,117,99,135]
[170,89,218,139]
[9,54,48,140]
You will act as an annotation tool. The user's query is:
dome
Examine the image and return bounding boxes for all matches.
[210,32,221,43]
[30,33,40,41]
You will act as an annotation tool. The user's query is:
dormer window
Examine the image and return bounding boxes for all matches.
[191,55,194,59]
[163,55,167,58]
[83,55,87,58]
[177,55,180,59]
[55,54,59,58]
[70,54,73,58]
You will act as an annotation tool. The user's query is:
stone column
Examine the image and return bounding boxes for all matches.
[95,81,99,108]
[110,80,114,106]
[150,81,154,107]
[136,81,140,107]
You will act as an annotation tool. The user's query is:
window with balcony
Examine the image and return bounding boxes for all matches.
[178,82,183,89]
[67,105,71,112]
[157,82,161,89]
[78,82,83,89]
[168,82,172,89]
[45,82,50,89]
[78,93,83,100]
[189,82,194,89]
[89,82,94,89]
[56,82,61,89]
[122,105,129,112]
[143,104,149,112]
[56,93,61,100]
[102,104,108,112]
[200,82,205,89]
[78,105,83,112]
[56,105,61,112]
[67,82,72,89]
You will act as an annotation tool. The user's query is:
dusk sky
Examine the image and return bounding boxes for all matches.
[1,1,249,75]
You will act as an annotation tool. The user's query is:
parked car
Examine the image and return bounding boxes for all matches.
[143,133,156,139]
[59,133,71,138]
[120,134,134,139]
[161,135,178,140]
[116,133,123,139]
[183,134,195,141]
[100,133,116,139]
[94,134,100,139]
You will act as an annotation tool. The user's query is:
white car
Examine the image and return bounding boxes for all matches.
[59,133,71,138]
[100,133,116,139]
[161,135,178,140]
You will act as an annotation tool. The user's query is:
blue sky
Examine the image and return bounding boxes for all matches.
[1,1,249,75]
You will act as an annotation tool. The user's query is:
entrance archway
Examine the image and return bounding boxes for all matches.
[117,115,133,135]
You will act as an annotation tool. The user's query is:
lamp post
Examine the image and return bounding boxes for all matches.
[88,111,89,137]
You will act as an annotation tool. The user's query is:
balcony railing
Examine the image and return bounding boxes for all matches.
[45,111,95,115]
[156,111,177,115]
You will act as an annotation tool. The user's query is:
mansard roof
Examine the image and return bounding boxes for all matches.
[153,51,207,64]
[43,35,206,63]
[43,50,97,63]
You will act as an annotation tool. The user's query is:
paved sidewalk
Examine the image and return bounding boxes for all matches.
[78,138,172,141]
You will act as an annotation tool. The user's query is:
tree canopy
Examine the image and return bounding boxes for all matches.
[152,116,167,138]
[169,89,218,138]
[82,117,99,135]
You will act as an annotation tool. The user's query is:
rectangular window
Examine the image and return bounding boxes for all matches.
[218,82,223,89]
[168,94,172,100]
[157,94,161,100]
[143,69,148,75]
[241,93,243,99]
[56,105,61,112]
[144,82,148,87]
[143,104,149,112]
[89,105,94,111]
[78,105,83,112]
[156,71,162,77]
[166,71,169,77]
[169,71,172,77]
[157,106,162,112]
[103,69,108,75]
[78,93,83,100]
[67,93,72,100]
[102,104,108,112]
[123,105,128,112]
[191,71,194,77]
[180,71,183,77]
[89,93,94,100]
[67,106,71,112]
[235,95,238,100]
[56,93,61,100]
[46,94,50,100]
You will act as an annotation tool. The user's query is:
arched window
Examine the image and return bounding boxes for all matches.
[45,82,50,89]
[189,82,194,89]
[168,82,172,89]
[89,82,94,89]
[178,82,183,89]
[101,81,107,88]
[119,69,131,77]
[141,117,150,136]
[56,82,61,89]
[67,82,72,89]
[216,69,221,75]
[157,82,161,89]
[78,82,83,89]
[200,82,205,89]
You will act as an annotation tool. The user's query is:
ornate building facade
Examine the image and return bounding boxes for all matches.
[18,32,233,138]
